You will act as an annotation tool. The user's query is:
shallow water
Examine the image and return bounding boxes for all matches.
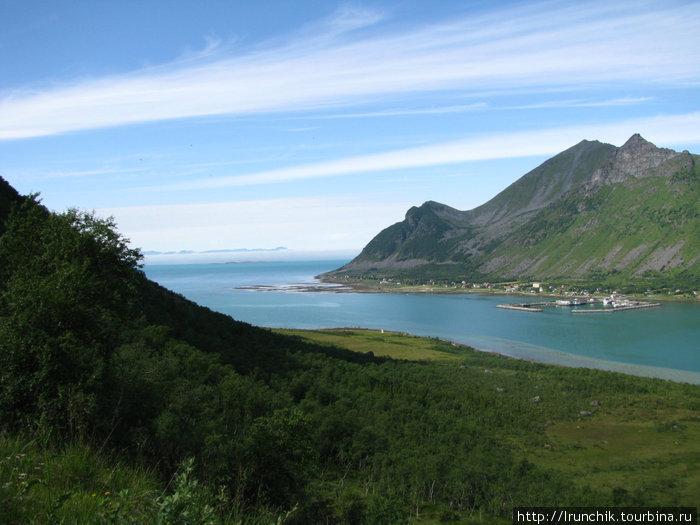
[144,260,700,384]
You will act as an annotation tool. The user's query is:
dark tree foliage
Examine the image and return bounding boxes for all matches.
[0,176,23,236]
[240,408,316,507]
[0,196,142,434]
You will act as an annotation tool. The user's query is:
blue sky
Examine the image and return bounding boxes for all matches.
[2,0,700,261]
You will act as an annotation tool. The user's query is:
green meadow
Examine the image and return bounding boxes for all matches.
[275,329,467,361]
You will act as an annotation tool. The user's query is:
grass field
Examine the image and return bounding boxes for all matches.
[275,328,700,510]
[275,328,466,361]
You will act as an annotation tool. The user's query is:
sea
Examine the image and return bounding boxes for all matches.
[143,260,700,384]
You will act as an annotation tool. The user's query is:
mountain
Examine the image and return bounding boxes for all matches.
[324,135,700,286]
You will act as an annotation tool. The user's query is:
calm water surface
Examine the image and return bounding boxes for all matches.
[143,260,700,383]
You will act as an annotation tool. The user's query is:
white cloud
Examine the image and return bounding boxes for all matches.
[1,1,699,139]
[96,195,410,252]
[298,97,650,120]
[155,112,700,191]
[299,103,489,119]
[504,97,654,110]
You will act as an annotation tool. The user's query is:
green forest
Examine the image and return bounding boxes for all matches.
[1,177,698,524]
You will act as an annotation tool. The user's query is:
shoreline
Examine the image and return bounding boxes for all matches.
[319,276,700,303]
[233,277,698,384]
[303,327,700,385]
[467,335,700,385]
[238,278,699,304]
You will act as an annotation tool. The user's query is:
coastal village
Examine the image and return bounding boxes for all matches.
[369,276,697,301]
[355,276,700,312]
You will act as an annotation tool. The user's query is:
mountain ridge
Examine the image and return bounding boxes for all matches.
[324,135,700,286]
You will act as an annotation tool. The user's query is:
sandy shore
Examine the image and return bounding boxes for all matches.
[235,282,359,293]
[460,335,700,385]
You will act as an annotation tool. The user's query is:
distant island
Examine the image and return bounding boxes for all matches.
[322,134,700,294]
[143,246,288,255]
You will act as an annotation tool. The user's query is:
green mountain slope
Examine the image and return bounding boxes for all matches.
[325,135,700,287]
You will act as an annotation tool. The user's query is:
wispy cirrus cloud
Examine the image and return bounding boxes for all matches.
[1,1,699,140]
[297,103,488,120]
[154,112,700,191]
[302,97,652,120]
[504,97,655,110]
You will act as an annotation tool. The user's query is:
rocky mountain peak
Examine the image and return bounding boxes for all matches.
[583,134,684,191]
[614,134,681,176]
[620,133,651,150]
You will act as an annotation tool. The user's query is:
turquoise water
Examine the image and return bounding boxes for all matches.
[143,260,700,383]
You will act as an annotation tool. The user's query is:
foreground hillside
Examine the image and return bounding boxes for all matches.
[1,178,698,523]
[325,135,700,289]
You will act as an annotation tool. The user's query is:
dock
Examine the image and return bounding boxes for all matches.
[498,299,661,314]
[572,302,661,314]
[496,302,554,312]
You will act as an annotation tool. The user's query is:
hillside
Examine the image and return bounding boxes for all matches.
[1,178,698,523]
[0,176,23,235]
[324,135,700,287]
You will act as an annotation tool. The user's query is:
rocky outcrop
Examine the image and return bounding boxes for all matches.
[583,134,689,191]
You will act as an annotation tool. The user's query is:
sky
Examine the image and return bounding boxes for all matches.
[2,0,700,262]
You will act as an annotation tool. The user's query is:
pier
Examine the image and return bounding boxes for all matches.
[496,302,554,312]
[498,299,661,314]
[572,302,661,314]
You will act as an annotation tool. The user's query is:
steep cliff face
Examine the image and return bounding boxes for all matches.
[325,135,700,283]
